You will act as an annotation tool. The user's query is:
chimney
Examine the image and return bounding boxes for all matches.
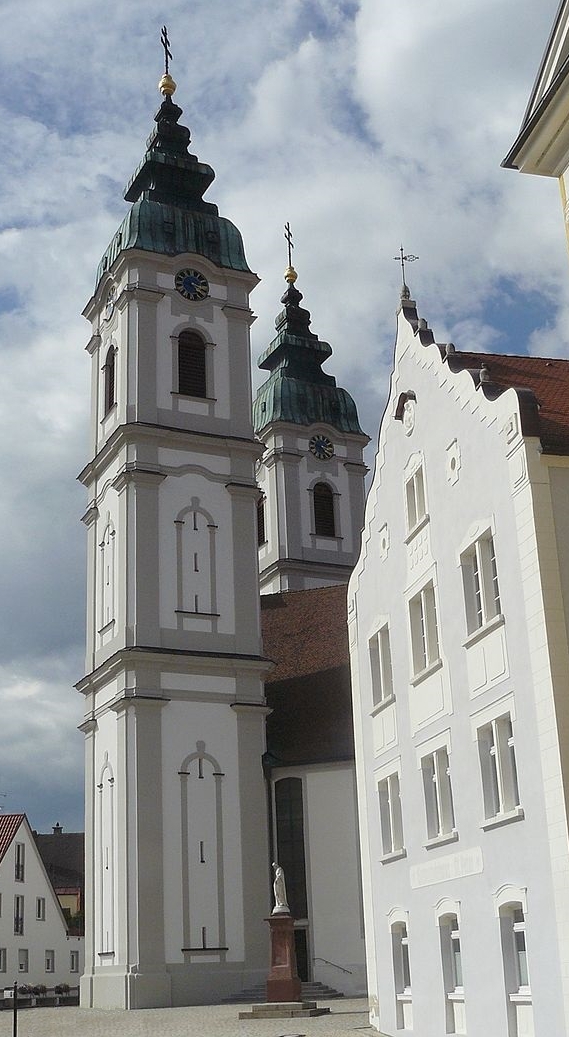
[53,823,63,835]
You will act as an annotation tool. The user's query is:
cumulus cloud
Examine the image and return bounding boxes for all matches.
[0,0,565,829]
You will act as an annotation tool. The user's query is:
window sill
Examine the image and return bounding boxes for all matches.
[100,403,118,424]
[396,992,412,1002]
[98,619,115,635]
[404,513,430,544]
[509,991,532,1004]
[410,657,442,687]
[424,830,458,850]
[370,694,396,717]
[447,990,465,1003]
[380,848,407,865]
[175,609,220,618]
[480,806,524,831]
[310,533,344,541]
[171,393,217,402]
[462,613,505,649]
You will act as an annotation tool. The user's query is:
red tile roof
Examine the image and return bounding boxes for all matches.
[261,584,349,682]
[0,814,25,865]
[445,351,569,453]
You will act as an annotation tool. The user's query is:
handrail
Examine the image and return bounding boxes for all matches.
[312,956,353,975]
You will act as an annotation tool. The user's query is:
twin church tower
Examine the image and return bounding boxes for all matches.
[76,59,367,1009]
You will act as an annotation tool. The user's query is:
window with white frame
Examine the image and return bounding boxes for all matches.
[405,464,427,532]
[369,624,394,706]
[409,581,440,676]
[461,532,501,635]
[498,902,532,1028]
[421,747,455,840]
[15,842,25,882]
[45,949,55,973]
[18,949,28,973]
[378,773,404,856]
[0,949,6,973]
[36,897,45,921]
[392,921,412,993]
[478,713,520,819]
[70,950,79,973]
[14,895,24,935]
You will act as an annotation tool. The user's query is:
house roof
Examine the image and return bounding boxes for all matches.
[0,814,24,865]
[261,584,349,683]
[443,350,569,454]
[261,585,354,767]
[34,831,85,890]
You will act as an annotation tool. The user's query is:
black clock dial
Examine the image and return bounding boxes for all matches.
[309,434,334,460]
[175,268,209,301]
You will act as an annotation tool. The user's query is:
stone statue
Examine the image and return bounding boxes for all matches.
[272,861,289,914]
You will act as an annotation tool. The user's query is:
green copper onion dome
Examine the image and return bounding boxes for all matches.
[253,268,364,435]
[95,78,251,289]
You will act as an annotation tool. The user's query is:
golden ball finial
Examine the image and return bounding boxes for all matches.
[284,265,298,285]
[159,73,177,96]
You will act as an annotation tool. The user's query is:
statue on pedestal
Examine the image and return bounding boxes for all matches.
[272,861,289,914]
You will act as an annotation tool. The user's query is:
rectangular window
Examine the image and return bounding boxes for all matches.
[45,949,55,973]
[409,581,439,676]
[18,949,28,973]
[449,918,463,989]
[369,624,394,705]
[405,466,426,532]
[70,949,79,973]
[421,746,455,839]
[36,897,46,921]
[378,773,404,856]
[478,714,520,818]
[0,949,6,973]
[14,895,24,935]
[15,842,25,882]
[392,922,412,993]
[462,533,501,634]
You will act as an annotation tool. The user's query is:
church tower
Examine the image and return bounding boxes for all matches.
[254,257,369,593]
[76,56,270,1009]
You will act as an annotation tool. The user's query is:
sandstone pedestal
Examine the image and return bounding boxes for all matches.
[238,913,330,1019]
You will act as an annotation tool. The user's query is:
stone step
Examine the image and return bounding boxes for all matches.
[239,1001,331,1019]
[224,980,345,1004]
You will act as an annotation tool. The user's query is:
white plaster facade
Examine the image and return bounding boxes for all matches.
[270,761,366,996]
[0,816,83,989]
[349,295,569,1035]
[78,241,271,1008]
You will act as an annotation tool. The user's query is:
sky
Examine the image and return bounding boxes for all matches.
[0,0,567,833]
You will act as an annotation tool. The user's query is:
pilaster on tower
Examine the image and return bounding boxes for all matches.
[254,256,370,593]
[77,53,270,1010]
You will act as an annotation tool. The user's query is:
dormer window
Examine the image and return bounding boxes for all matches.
[178,330,207,398]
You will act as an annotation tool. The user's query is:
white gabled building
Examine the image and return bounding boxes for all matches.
[349,289,569,1036]
[0,814,83,988]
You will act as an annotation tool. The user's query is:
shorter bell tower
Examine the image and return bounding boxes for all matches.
[253,250,369,593]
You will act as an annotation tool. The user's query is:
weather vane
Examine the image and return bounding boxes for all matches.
[284,222,294,268]
[161,25,172,76]
[393,245,419,293]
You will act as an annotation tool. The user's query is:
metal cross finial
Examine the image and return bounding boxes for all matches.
[161,25,172,76]
[393,245,419,289]
[284,222,294,268]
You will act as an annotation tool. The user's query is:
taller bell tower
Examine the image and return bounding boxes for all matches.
[77,58,270,1009]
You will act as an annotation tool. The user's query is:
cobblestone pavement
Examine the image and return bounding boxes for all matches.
[0,998,387,1037]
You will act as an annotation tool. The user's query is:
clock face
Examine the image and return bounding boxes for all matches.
[175,268,209,301]
[309,434,334,460]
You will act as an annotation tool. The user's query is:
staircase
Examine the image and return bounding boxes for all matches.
[223,980,345,1004]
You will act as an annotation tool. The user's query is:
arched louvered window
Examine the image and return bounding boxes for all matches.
[104,346,116,414]
[178,330,207,398]
[313,482,335,537]
[257,496,266,546]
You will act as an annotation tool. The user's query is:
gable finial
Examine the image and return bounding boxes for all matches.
[158,26,176,96]
[284,222,298,284]
[393,245,419,299]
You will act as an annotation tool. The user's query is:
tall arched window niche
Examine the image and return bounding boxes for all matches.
[103,345,116,415]
[177,329,208,399]
[312,482,337,538]
[174,499,218,617]
[96,753,116,959]
[99,520,116,632]
[179,742,226,956]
